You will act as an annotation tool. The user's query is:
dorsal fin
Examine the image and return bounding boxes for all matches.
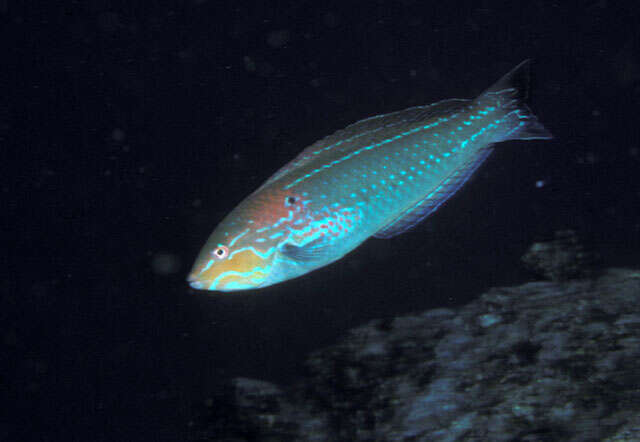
[255,99,470,192]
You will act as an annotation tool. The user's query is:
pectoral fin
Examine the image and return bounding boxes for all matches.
[280,237,331,263]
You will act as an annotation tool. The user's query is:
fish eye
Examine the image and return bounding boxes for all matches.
[285,196,297,205]
[212,245,229,260]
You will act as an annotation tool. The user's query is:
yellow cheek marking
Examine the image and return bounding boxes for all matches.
[209,248,270,290]
[199,259,214,274]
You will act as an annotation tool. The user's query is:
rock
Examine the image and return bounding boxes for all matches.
[605,413,640,441]
[190,268,640,441]
[189,378,323,441]
[521,230,599,281]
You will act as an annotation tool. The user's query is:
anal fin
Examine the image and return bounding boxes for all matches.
[374,149,494,239]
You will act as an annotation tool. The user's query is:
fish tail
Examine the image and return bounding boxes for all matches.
[480,59,553,142]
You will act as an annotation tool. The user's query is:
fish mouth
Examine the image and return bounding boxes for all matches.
[188,280,205,290]
[186,271,265,292]
[187,272,205,290]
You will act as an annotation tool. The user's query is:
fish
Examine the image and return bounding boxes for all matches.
[188,60,552,292]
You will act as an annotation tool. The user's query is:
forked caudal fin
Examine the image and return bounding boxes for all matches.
[480,59,553,142]
[373,60,552,239]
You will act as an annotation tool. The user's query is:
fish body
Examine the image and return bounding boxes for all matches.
[189,60,552,292]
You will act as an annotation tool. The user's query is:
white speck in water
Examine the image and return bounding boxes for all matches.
[111,128,125,142]
[243,56,256,72]
[151,252,181,275]
[266,29,290,48]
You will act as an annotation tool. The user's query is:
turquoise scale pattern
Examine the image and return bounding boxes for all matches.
[286,95,511,247]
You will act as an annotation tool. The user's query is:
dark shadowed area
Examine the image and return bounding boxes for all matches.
[2,1,640,441]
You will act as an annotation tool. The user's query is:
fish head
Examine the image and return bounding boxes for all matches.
[187,232,277,292]
[187,189,311,292]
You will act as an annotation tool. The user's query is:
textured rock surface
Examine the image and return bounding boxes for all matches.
[521,230,598,281]
[190,268,640,441]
